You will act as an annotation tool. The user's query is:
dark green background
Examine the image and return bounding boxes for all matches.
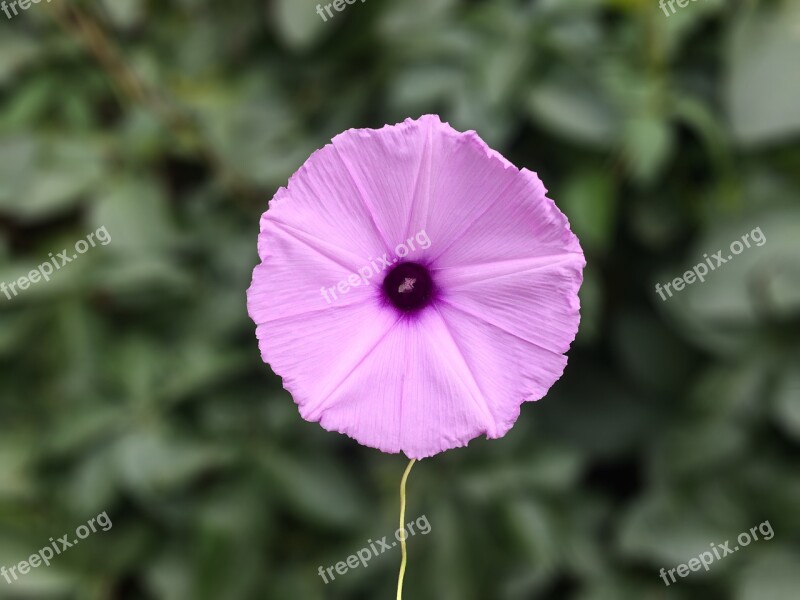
[1,0,798,598]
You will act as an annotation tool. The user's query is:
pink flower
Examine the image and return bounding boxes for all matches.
[247,115,585,459]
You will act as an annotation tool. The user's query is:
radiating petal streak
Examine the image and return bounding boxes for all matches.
[433,253,583,289]
[426,172,522,264]
[404,120,433,240]
[333,145,394,252]
[251,297,374,326]
[438,296,569,356]
[305,315,404,421]
[430,306,498,436]
[267,217,374,275]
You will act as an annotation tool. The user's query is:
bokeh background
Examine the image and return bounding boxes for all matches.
[1,0,799,598]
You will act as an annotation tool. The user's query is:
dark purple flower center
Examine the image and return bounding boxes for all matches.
[382,262,434,312]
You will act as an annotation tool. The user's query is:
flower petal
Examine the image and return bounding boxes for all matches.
[327,115,440,249]
[254,297,401,419]
[433,300,571,431]
[313,309,505,458]
[428,163,583,269]
[248,221,380,325]
[262,140,396,263]
[435,253,584,354]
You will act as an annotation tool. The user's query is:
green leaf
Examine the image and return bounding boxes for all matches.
[773,361,800,441]
[727,0,800,146]
[622,113,673,184]
[259,451,367,529]
[526,75,619,148]
[619,492,731,566]
[0,136,105,222]
[0,32,40,85]
[660,209,800,345]
[0,441,34,500]
[736,549,800,600]
[272,0,330,50]
[100,0,146,29]
[559,168,617,253]
[113,429,231,497]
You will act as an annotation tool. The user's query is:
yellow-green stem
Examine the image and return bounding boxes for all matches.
[396,458,416,600]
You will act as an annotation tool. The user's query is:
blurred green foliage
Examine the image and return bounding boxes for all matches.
[1,0,799,599]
